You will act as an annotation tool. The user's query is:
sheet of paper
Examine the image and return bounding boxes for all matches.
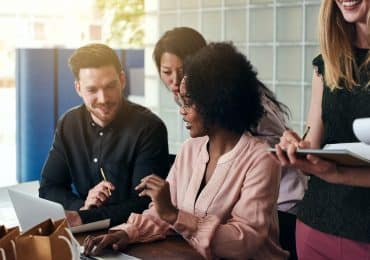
[70,218,110,234]
[94,251,140,260]
[324,142,370,160]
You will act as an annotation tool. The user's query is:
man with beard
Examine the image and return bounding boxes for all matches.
[39,43,169,227]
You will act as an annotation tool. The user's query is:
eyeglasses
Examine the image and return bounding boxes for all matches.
[177,76,193,111]
[177,93,192,111]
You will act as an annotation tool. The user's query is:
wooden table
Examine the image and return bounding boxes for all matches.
[76,232,204,260]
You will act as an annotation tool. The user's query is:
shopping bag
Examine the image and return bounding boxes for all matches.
[0,225,19,260]
[15,218,80,260]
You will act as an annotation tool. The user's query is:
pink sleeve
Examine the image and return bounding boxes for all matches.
[173,151,281,259]
[109,162,180,243]
[172,210,221,258]
[110,209,170,243]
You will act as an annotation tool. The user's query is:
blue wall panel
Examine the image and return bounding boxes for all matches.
[16,49,56,182]
[57,49,81,118]
[123,49,144,96]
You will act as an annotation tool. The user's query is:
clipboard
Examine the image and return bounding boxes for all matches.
[268,147,370,167]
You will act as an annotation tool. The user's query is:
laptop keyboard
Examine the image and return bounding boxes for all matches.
[80,253,98,260]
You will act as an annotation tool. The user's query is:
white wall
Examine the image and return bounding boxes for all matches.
[144,0,321,154]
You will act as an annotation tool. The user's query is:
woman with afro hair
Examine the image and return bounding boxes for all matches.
[83,42,288,260]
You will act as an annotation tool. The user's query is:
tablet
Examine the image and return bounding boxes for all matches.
[268,147,370,167]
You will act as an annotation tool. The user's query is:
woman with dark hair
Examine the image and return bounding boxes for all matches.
[83,42,288,260]
[153,27,207,103]
[154,27,306,259]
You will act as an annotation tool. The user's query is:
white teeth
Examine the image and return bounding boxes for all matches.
[185,122,191,128]
[342,0,360,7]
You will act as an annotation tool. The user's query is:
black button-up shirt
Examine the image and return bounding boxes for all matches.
[39,99,169,226]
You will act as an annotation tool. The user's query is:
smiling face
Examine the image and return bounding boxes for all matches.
[159,52,183,99]
[335,0,370,24]
[178,78,206,138]
[75,65,125,127]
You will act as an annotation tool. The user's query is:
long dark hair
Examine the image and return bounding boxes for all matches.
[259,81,290,119]
[153,27,207,71]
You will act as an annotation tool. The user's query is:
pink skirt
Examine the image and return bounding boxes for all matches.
[296,220,370,260]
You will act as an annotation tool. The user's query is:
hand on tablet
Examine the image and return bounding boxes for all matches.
[273,129,311,165]
[271,129,339,181]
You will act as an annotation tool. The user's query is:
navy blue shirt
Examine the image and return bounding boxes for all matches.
[39,99,169,226]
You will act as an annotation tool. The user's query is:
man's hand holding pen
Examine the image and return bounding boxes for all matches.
[81,170,115,210]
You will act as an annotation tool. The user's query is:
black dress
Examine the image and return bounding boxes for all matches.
[297,48,370,243]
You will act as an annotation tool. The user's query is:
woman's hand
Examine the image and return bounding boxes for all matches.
[83,230,129,256]
[272,129,341,183]
[299,154,341,184]
[135,174,178,224]
[273,129,311,165]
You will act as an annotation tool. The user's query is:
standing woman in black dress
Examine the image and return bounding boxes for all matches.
[274,0,370,259]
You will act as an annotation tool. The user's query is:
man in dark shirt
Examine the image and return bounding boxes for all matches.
[39,43,169,227]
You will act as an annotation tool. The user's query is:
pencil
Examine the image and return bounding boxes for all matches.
[100,167,111,196]
[301,126,311,141]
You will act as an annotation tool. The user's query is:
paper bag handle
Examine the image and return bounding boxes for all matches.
[0,240,16,260]
[0,248,5,260]
[57,228,80,260]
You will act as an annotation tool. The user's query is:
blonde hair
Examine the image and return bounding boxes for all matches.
[319,0,370,90]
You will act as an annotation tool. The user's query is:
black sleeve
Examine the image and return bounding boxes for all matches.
[39,117,85,210]
[78,119,169,226]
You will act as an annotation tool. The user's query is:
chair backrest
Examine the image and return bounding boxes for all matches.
[168,154,176,168]
[277,210,297,260]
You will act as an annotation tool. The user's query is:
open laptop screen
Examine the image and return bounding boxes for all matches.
[8,188,66,232]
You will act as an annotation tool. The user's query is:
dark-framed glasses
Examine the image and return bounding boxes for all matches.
[177,93,192,111]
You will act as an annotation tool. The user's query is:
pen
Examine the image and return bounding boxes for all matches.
[100,167,111,196]
[301,126,311,141]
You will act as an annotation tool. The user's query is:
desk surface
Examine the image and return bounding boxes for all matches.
[76,232,203,260]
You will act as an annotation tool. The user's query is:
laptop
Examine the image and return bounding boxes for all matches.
[7,189,109,233]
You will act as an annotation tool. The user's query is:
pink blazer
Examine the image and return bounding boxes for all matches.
[112,134,288,259]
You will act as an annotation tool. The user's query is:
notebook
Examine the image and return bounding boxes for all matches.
[7,189,110,233]
[268,142,370,167]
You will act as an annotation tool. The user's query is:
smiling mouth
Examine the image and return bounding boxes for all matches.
[341,0,361,8]
[97,105,113,114]
[183,119,192,129]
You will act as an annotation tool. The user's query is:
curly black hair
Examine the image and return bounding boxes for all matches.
[183,42,264,134]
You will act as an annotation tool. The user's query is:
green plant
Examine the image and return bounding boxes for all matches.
[96,0,144,47]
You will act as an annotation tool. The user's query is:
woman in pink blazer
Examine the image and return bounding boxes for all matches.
[83,42,288,260]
